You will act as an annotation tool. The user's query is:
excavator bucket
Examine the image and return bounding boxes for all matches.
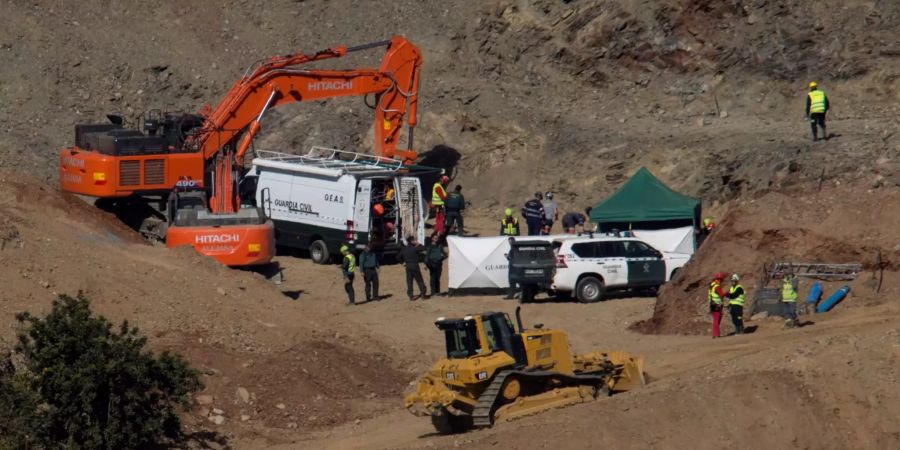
[605,351,646,393]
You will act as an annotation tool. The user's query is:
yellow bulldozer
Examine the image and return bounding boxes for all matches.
[404,307,645,434]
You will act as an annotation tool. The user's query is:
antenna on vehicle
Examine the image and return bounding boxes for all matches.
[515,306,524,333]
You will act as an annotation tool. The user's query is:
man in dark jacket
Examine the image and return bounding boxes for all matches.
[398,236,428,301]
[425,234,446,296]
[443,185,465,236]
[521,192,545,236]
[359,243,380,302]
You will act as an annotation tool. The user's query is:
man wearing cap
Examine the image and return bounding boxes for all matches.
[521,192,546,236]
[805,81,830,141]
[709,272,727,338]
[432,175,450,236]
[340,245,356,305]
[726,273,745,335]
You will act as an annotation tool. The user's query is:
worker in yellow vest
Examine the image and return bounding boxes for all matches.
[805,82,830,141]
[708,272,726,338]
[340,244,356,306]
[726,273,745,335]
[782,272,799,328]
[500,208,521,236]
[431,175,449,235]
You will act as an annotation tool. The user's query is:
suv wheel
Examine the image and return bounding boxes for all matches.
[309,240,330,264]
[575,276,605,303]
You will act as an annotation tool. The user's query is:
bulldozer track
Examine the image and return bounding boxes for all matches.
[471,369,610,428]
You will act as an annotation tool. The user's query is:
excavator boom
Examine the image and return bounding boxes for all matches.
[57,36,423,267]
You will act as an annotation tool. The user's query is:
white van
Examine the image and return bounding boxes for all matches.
[244,147,436,263]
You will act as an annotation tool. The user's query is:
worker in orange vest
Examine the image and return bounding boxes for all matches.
[431,175,449,235]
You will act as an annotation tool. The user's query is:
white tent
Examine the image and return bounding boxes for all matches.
[631,226,695,255]
[447,235,569,290]
[448,236,512,289]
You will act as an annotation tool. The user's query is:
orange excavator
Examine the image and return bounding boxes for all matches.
[59,36,422,266]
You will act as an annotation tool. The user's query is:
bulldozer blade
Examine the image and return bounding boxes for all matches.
[607,353,646,392]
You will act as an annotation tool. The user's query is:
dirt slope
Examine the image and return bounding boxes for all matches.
[0,172,410,439]
[641,181,900,335]
[3,0,900,207]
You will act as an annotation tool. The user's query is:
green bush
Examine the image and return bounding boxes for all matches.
[0,293,202,449]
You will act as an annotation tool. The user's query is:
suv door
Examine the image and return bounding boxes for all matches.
[622,240,666,287]
[595,241,627,287]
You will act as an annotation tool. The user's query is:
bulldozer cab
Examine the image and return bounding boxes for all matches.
[436,313,527,366]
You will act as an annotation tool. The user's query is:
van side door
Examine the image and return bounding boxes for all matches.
[353,179,372,242]
[623,240,666,287]
[397,176,425,244]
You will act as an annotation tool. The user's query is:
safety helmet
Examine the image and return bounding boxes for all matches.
[372,203,385,217]
[808,81,817,88]
[714,272,725,281]
[504,208,513,216]
[441,175,450,183]
[545,191,554,199]
[340,244,349,254]
[731,274,740,282]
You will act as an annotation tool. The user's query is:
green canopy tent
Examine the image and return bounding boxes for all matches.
[589,167,701,250]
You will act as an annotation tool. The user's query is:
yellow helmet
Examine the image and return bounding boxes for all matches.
[504,208,512,216]
[340,245,349,254]
[808,81,817,88]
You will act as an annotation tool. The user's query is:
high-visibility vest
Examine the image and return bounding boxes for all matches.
[501,217,519,236]
[782,278,797,302]
[344,253,356,273]
[432,183,446,207]
[809,90,826,113]
[728,284,745,306]
[709,280,723,305]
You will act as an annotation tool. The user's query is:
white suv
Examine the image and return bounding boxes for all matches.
[551,236,689,303]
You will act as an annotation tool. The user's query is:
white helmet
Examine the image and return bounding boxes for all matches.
[545,191,553,199]
[731,274,740,282]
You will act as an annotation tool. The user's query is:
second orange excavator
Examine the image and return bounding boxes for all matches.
[59,36,422,266]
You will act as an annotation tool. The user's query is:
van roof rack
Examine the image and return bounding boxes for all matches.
[253,147,442,177]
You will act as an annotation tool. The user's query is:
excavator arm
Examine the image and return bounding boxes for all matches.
[191,36,421,214]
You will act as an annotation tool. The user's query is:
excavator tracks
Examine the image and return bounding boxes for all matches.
[472,369,611,428]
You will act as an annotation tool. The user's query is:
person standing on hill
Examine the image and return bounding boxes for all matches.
[340,245,356,306]
[782,272,799,328]
[431,175,449,235]
[708,272,726,338]
[806,81,830,141]
[726,273,745,335]
[521,192,545,236]
[359,243,380,302]
[500,208,521,236]
[425,234,446,296]
[398,236,428,301]
[443,184,465,236]
[541,191,559,235]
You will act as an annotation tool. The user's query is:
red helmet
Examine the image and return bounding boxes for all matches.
[440,175,450,183]
[713,272,725,280]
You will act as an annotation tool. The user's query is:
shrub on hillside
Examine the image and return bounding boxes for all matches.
[0,293,201,449]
